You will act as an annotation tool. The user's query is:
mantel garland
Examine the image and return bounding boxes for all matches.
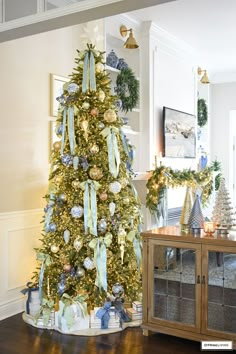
[146,165,214,220]
[115,68,139,113]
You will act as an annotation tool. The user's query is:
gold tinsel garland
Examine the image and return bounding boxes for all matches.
[146,165,214,219]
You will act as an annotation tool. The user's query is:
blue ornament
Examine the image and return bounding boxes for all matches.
[56,94,66,105]
[80,156,89,170]
[50,193,56,200]
[70,267,76,277]
[68,83,79,94]
[61,154,73,166]
[71,206,84,218]
[56,124,63,136]
[49,223,57,232]
[58,194,66,202]
[58,281,66,295]
[112,283,124,296]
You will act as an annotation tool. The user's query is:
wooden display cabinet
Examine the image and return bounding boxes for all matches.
[141,226,236,349]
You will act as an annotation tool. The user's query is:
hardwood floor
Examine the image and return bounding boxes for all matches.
[0,313,204,353]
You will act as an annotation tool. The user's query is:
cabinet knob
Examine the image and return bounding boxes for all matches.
[202,275,206,284]
[197,275,201,284]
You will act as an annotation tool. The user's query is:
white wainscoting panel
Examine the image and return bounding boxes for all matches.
[0,209,42,320]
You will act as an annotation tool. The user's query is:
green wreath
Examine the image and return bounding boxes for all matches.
[116,68,139,113]
[198,98,208,127]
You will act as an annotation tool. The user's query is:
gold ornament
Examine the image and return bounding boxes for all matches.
[123,197,130,204]
[96,62,104,73]
[120,178,128,188]
[90,108,99,117]
[99,192,108,201]
[104,109,117,123]
[53,141,61,151]
[89,144,99,154]
[54,175,63,184]
[89,165,103,180]
[72,180,80,189]
[81,120,89,141]
[98,90,105,102]
[51,245,59,253]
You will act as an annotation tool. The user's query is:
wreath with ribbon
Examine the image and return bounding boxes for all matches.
[115,68,139,113]
[198,98,208,127]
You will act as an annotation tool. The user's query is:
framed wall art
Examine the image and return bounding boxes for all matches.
[163,107,196,158]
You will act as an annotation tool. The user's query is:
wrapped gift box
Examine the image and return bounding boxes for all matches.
[132,301,143,313]
[90,307,120,329]
[55,301,89,332]
[126,308,142,321]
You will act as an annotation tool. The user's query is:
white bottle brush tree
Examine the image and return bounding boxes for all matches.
[212,178,236,229]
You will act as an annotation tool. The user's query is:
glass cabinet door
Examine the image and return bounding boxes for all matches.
[149,240,201,332]
[202,245,236,338]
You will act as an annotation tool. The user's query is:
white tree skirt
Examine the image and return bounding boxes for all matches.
[22,312,142,336]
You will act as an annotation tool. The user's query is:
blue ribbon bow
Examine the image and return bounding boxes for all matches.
[21,282,39,314]
[96,301,112,329]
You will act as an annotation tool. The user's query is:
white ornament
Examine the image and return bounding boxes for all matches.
[71,206,84,218]
[96,63,104,73]
[109,181,122,194]
[74,237,83,251]
[98,90,105,102]
[83,257,95,270]
[64,229,70,244]
[109,202,116,216]
[82,102,90,110]
[51,245,59,253]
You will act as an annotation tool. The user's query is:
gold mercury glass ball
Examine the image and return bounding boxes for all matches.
[89,144,99,154]
[89,166,103,180]
[53,141,61,151]
[104,109,117,123]
[72,180,80,189]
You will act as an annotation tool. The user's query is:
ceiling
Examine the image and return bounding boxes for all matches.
[129,0,236,82]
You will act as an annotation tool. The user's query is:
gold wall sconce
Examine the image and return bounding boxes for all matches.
[120,25,139,49]
[198,67,210,84]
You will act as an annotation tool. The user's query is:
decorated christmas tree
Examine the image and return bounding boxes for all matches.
[212,178,235,230]
[31,44,142,313]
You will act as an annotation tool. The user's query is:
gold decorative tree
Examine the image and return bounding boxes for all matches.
[32,44,142,313]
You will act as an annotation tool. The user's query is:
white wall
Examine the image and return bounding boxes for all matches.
[210,82,236,185]
[0,19,104,319]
